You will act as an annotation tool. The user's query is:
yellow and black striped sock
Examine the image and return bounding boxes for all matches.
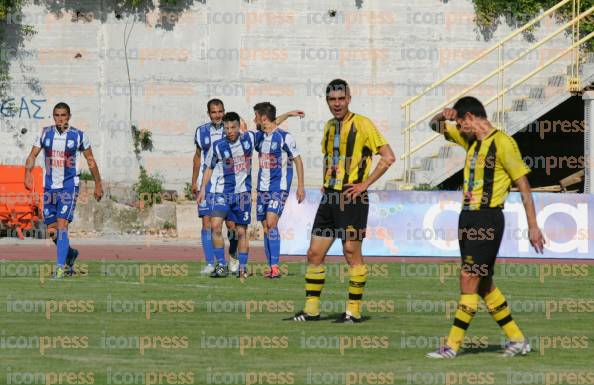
[346,264,369,319]
[484,287,524,342]
[304,265,325,316]
[446,294,479,352]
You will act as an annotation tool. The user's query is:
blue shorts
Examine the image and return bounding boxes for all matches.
[210,192,252,225]
[256,191,289,221]
[43,187,79,225]
[198,192,215,218]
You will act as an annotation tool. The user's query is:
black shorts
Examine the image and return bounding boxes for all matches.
[458,209,505,277]
[311,188,369,241]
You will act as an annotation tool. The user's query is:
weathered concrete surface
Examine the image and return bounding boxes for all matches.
[1,0,573,192]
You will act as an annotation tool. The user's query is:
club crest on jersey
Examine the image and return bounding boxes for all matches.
[271,142,278,151]
[67,140,75,149]
[223,150,230,158]
[45,139,50,147]
[205,137,210,145]
[242,140,250,150]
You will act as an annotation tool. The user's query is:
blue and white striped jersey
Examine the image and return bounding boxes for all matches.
[33,126,91,190]
[255,129,300,192]
[207,132,256,194]
[194,122,224,193]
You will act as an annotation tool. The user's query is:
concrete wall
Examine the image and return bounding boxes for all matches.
[0,0,573,191]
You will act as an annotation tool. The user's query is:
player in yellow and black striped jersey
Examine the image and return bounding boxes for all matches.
[286,79,395,324]
[426,96,545,359]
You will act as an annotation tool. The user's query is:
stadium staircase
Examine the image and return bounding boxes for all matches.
[388,0,594,189]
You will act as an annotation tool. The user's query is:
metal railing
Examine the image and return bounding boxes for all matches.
[400,0,589,185]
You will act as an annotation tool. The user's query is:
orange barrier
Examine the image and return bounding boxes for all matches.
[0,165,43,239]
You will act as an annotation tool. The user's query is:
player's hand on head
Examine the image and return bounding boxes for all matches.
[443,108,457,121]
[529,226,545,254]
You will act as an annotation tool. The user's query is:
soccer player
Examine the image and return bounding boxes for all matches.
[426,97,545,358]
[252,102,305,278]
[192,99,241,275]
[24,102,103,279]
[288,79,395,323]
[197,112,254,278]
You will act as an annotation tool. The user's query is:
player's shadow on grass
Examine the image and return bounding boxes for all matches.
[458,344,503,355]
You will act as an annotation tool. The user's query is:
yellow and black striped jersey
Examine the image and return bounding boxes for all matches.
[321,112,388,190]
[445,123,530,210]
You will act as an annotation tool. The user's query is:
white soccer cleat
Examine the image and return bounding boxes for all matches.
[200,264,215,274]
[426,345,457,359]
[229,256,239,274]
[502,340,531,357]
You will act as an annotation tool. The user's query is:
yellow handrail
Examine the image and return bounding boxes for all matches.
[400,30,594,161]
[400,6,594,135]
[401,0,573,109]
[400,0,588,183]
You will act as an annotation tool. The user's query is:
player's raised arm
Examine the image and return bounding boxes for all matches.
[274,110,305,126]
[82,147,103,201]
[429,108,457,134]
[24,146,42,191]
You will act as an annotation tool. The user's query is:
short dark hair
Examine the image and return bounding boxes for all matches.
[253,102,276,122]
[207,98,224,112]
[223,112,241,124]
[53,102,71,115]
[453,96,487,119]
[326,79,349,98]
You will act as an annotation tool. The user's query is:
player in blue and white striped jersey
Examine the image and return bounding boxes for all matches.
[191,99,240,275]
[24,102,103,279]
[253,102,305,278]
[197,112,255,278]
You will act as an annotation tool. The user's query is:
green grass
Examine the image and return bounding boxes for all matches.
[0,261,592,384]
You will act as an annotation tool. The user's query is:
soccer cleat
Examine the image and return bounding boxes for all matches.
[209,264,229,278]
[236,268,250,279]
[502,340,531,357]
[426,345,457,359]
[283,310,320,322]
[200,264,215,275]
[52,266,65,280]
[333,312,362,324]
[229,256,239,274]
[264,265,281,279]
[269,265,281,279]
[64,265,76,277]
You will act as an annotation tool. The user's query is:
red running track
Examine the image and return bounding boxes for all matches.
[1,244,593,264]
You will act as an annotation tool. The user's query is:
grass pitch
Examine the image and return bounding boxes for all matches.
[0,260,592,384]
